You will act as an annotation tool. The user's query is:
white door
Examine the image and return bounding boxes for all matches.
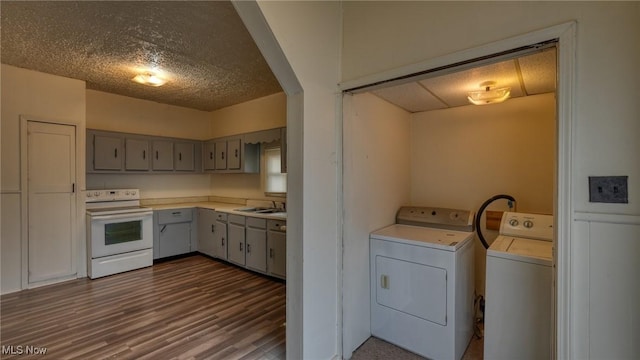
[27,121,77,284]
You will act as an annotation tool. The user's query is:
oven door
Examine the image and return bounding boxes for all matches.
[88,210,153,258]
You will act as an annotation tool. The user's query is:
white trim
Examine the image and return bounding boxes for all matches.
[574,212,640,225]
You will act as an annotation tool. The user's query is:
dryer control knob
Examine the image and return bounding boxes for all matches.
[509,219,519,227]
[523,220,534,228]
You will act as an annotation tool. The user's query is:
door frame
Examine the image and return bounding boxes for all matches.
[20,115,86,289]
[338,21,576,359]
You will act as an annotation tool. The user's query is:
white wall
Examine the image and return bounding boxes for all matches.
[411,93,555,296]
[342,92,411,358]
[256,1,342,359]
[341,2,640,359]
[1,64,86,294]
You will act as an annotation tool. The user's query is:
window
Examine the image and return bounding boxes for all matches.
[264,147,286,196]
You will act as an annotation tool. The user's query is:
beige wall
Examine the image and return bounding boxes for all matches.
[209,92,286,138]
[1,65,86,294]
[411,93,555,296]
[86,90,211,140]
[342,92,412,357]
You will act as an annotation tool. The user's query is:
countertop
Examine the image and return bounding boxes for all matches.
[145,201,287,220]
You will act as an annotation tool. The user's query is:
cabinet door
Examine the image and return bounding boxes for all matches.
[159,222,191,258]
[215,140,227,170]
[125,138,150,170]
[267,230,286,278]
[197,209,216,257]
[228,222,245,266]
[152,140,174,171]
[214,219,228,260]
[203,141,216,170]
[246,227,267,273]
[94,134,123,170]
[227,138,241,170]
[174,142,195,171]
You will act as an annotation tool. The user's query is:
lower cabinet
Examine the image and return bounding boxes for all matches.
[227,215,246,266]
[154,208,195,259]
[213,212,228,260]
[197,209,216,257]
[267,220,286,279]
[246,218,267,273]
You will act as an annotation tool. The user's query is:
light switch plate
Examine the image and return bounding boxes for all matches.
[588,176,628,203]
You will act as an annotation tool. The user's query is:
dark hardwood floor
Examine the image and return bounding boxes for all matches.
[0,255,286,360]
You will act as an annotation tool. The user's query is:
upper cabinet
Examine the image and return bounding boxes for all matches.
[87,129,201,174]
[205,128,284,174]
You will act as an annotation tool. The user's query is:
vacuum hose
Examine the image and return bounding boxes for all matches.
[475,194,516,249]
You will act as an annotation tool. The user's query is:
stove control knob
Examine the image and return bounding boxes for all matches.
[86,192,93,197]
[125,191,130,195]
[509,219,519,227]
[94,191,100,197]
[131,190,136,196]
[523,220,534,228]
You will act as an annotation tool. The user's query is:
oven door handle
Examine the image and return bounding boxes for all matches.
[89,211,153,221]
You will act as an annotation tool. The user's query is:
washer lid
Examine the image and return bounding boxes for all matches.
[488,235,552,266]
[371,224,474,251]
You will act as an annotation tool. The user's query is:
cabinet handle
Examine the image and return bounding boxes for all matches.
[143,150,146,159]
[235,149,238,158]
[380,274,389,289]
[114,148,118,158]
[160,225,167,233]
[247,244,251,253]
[221,237,225,246]
[211,224,215,233]
[239,243,243,251]
[210,152,213,160]
[269,248,274,258]
[221,151,225,160]
[156,150,159,160]
[179,153,182,161]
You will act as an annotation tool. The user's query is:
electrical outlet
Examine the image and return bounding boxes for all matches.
[588,176,628,203]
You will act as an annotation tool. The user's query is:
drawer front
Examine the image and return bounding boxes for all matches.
[228,214,246,226]
[215,212,228,222]
[246,217,267,229]
[157,208,193,224]
[267,219,286,232]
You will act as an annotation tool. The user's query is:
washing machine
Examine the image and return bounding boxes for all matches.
[370,206,475,360]
[484,212,554,360]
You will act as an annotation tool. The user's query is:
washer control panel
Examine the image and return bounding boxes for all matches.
[396,206,475,232]
[499,212,553,241]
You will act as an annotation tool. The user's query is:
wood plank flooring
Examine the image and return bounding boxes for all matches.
[0,255,285,360]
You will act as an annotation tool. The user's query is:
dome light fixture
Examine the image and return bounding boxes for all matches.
[467,81,510,105]
[131,71,167,87]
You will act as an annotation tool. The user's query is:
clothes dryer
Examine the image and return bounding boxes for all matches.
[370,206,475,360]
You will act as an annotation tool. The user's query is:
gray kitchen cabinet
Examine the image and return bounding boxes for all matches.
[93,133,123,170]
[152,140,174,171]
[174,142,195,171]
[197,208,216,257]
[227,138,241,170]
[154,208,194,259]
[227,214,246,266]
[214,212,228,260]
[125,138,150,171]
[214,140,227,170]
[203,141,216,170]
[245,217,267,273]
[267,219,286,279]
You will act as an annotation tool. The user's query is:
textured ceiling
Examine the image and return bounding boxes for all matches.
[1,1,282,112]
[371,47,557,113]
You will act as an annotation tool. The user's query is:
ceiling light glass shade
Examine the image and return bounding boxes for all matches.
[132,72,167,87]
[467,86,511,105]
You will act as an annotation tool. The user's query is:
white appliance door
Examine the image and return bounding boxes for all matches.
[89,211,153,258]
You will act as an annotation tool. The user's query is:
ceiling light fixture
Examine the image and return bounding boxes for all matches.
[467,81,510,105]
[131,72,167,87]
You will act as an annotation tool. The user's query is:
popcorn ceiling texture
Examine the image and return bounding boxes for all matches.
[0,1,282,111]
